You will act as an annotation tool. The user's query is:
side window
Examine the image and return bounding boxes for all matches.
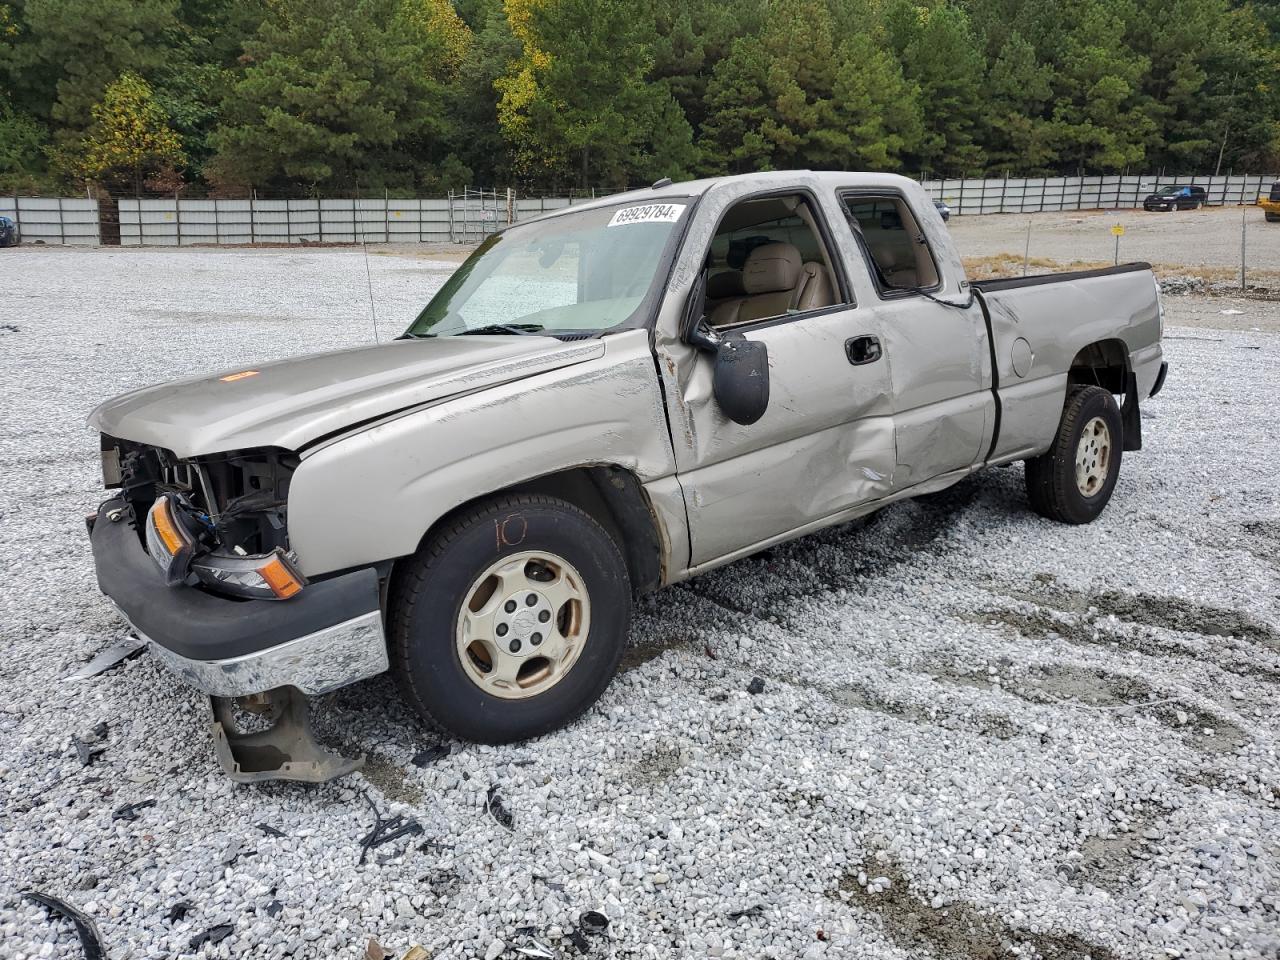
[840,193,940,296]
[704,194,846,329]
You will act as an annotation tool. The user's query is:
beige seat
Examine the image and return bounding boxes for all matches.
[710,242,834,327]
[868,238,918,289]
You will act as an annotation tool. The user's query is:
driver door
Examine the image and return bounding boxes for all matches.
[655,189,895,569]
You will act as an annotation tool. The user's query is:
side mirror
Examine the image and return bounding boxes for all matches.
[712,337,770,425]
[681,270,770,425]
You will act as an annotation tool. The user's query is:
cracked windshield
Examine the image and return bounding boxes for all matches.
[406,200,689,337]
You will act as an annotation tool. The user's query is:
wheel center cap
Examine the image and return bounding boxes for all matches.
[510,605,543,639]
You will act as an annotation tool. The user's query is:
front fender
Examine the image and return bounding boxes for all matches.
[286,329,678,577]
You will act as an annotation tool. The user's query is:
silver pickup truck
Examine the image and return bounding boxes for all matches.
[86,171,1167,781]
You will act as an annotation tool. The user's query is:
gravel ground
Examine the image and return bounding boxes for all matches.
[2,243,1279,960]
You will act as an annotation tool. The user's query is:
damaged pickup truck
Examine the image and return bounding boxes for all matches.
[87,171,1167,781]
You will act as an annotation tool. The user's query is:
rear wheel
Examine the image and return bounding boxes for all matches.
[1024,385,1124,524]
[389,494,631,743]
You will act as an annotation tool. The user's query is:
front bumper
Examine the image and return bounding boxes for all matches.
[89,498,388,698]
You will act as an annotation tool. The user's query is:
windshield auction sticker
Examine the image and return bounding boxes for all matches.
[607,203,686,227]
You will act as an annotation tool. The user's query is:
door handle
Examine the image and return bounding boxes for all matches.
[845,335,882,366]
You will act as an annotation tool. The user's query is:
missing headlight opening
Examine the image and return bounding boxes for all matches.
[102,435,304,599]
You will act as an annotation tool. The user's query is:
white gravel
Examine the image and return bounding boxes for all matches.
[2,246,1279,960]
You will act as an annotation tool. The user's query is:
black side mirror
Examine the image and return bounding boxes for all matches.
[681,270,770,425]
[712,337,769,425]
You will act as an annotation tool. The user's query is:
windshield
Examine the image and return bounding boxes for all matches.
[405,199,691,337]
[1156,186,1184,196]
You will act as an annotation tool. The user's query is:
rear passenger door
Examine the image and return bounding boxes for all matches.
[838,190,991,489]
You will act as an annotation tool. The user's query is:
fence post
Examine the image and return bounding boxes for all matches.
[384,188,389,244]
[174,189,182,247]
[250,190,256,245]
[1000,173,1007,214]
[1240,202,1247,292]
[56,196,65,244]
[1040,178,1047,213]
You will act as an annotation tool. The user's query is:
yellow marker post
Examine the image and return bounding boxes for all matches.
[1111,223,1124,264]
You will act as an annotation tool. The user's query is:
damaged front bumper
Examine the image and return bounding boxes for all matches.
[88,498,387,782]
[89,498,388,698]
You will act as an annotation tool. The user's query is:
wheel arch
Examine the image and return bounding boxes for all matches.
[397,464,666,597]
[1067,338,1130,394]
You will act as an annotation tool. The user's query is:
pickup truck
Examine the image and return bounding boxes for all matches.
[86,171,1167,781]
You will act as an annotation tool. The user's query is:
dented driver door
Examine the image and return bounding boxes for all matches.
[657,304,896,570]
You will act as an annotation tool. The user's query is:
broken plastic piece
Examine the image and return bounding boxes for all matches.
[365,937,392,960]
[265,900,283,918]
[112,798,156,821]
[63,638,145,681]
[257,823,287,837]
[728,904,764,920]
[411,744,450,766]
[578,911,609,936]
[402,948,431,960]
[486,785,514,831]
[210,686,363,784]
[167,901,192,922]
[565,929,590,954]
[189,924,234,950]
[358,791,423,865]
[747,677,765,695]
[23,890,105,960]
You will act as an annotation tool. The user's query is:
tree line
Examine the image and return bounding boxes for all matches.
[1,0,1277,197]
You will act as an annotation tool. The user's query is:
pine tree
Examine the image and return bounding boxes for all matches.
[207,0,449,193]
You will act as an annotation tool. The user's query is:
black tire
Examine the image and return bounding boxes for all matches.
[389,494,631,743]
[1024,385,1123,524]
[1266,213,1280,223]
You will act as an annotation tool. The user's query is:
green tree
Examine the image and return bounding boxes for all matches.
[983,30,1055,172]
[496,0,693,188]
[701,0,923,174]
[0,97,48,190]
[884,0,987,175]
[207,0,449,193]
[5,0,178,152]
[78,71,186,193]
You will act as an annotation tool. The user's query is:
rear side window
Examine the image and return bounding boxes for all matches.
[840,193,940,296]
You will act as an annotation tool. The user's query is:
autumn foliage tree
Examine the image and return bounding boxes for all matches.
[78,71,186,193]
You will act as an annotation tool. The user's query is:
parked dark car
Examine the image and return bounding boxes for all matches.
[933,199,951,221]
[1142,185,1207,211]
[0,215,18,247]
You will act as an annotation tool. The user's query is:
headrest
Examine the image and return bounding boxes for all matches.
[706,270,745,300]
[742,242,802,294]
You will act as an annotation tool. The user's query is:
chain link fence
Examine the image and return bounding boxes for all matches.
[3,174,1276,247]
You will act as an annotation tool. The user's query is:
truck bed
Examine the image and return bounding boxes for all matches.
[971,262,1163,463]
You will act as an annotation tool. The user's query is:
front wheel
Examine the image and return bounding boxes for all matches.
[389,494,631,743]
[1024,385,1124,524]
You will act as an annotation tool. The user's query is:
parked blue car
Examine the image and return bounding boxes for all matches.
[0,215,17,247]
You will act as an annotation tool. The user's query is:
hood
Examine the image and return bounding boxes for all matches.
[89,335,605,458]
